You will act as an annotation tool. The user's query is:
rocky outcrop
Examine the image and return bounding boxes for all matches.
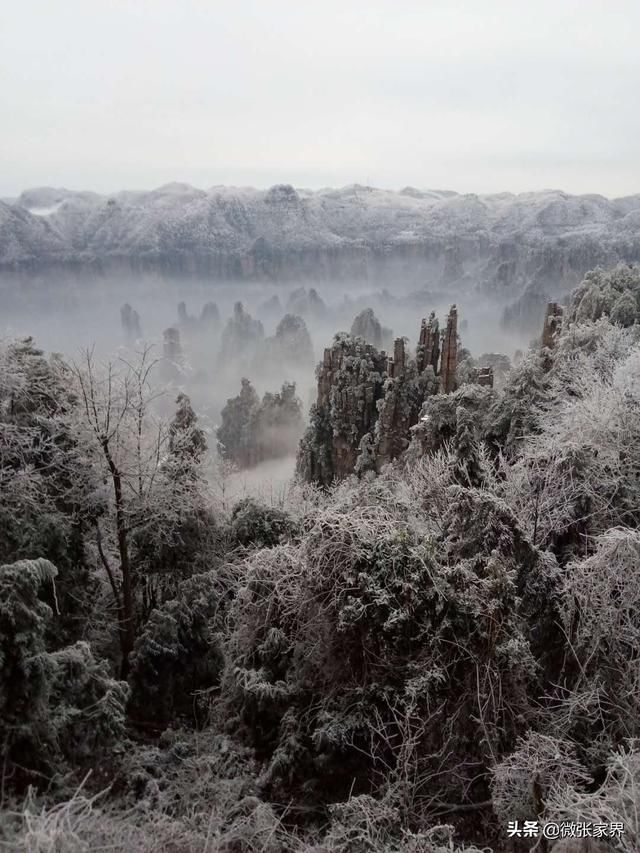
[262,313,314,370]
[416,312,440,374]
[163,326,183,363]
[350,308,392,351]
[161,326,185,382]
[469,366,494,387]
[218,379,305,469]
[297,335,388,485]
[219,302,264,366]
[374,338,439,470]
[298,304,480,483]
[541,302,564,350]
[175,300,221,336]
[285,287,327,319]
[120,303,142,345]
[440,305,458,394]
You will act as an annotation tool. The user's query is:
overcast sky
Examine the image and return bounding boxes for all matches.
[1,0,639,197]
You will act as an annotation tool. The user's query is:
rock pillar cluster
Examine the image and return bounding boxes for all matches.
[440,305,458,394]
[541,302,563,350]
[163,327,183,364]
[416,311,440,374]
[298,304,466,483]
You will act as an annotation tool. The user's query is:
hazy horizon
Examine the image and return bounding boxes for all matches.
[2,0,640,198]
[7,180,640,202]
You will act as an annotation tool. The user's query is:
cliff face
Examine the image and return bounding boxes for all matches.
[298,305,485,483]
[5,185,640,322]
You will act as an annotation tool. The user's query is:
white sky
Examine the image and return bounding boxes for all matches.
[1,0,639,197]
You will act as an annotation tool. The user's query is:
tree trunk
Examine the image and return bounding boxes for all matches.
[102,439,135,679]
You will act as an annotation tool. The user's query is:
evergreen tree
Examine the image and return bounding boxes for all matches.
[488,352,550,456]
[169,392,207,467]
[611,290,638,326]
[453,405,483,486]
[0,558,128,777]
[128,571,223,727]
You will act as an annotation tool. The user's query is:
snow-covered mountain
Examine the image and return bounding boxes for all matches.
[3,182,640,324]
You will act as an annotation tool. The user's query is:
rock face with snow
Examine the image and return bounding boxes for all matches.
[3,182,640,322]
[298,305,467,484]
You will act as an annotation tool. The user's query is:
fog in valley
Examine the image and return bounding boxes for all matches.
[0,268,526,496]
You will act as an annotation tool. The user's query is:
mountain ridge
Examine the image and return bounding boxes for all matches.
[3,183,640,328]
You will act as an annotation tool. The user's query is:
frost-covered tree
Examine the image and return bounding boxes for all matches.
[567,263,640,325]
[553,529,640,762]
[452,405,483,486]
[0,338,96,646]
[69,348,210,676]
[230,498,299,548]
[168,392,207,467]
[0,557,128,777]
[133,392,218,611]
[128,571,223,727]
[487,351,550,456]
[500,334,640,552]
[408,383,496,461]
[611,289,638,326]
[223,474,558,810]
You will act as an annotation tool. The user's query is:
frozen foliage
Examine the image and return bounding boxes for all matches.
[0,557,128,778]
[128,571,223,726]
[490,732,591,823]
[567,263,640,326]
[230,498,299,548]
[223,476,556,818]
[545,743,640,853]
[6,264,640,851]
